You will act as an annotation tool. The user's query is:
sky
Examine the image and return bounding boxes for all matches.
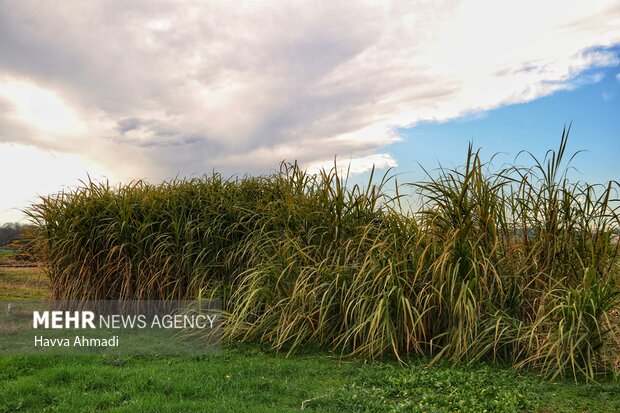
[0,0,619,223]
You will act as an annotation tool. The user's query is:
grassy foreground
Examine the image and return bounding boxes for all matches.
[0,266,48,300]
[0,332,619,413]
[1,345,620,412]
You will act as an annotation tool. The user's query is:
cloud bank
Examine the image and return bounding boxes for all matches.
[0,0,619,191]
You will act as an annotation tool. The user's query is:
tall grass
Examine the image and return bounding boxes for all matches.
[27,128,620,380]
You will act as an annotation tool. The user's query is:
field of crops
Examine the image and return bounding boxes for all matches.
[27,130,620,381]
[3,256,620,412]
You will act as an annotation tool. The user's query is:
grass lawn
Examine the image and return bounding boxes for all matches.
[0,266,48,300]
[1,253,619,412]
[0,247,16,265]
[1,346,619,412]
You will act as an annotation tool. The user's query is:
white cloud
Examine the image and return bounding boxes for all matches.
[307,153,398,176]
[0,79,91,153]
[0,0,619,221]
[0,143,113,222]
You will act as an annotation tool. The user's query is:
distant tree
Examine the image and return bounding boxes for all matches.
[0,223,25,247]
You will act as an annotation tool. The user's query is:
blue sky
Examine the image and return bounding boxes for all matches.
[1,1,619,223]
[391,51,620,186]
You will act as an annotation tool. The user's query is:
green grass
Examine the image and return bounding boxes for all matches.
[0,267,49,300]
[1,347,619,412]
[0,247,13,257]
[0,247,48,300]
[0,247,15,265]
[0,245,34,265]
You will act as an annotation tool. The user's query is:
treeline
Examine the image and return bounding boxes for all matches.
[0,223,27,247]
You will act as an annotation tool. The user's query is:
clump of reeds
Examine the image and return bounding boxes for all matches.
[27,127,619,380]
